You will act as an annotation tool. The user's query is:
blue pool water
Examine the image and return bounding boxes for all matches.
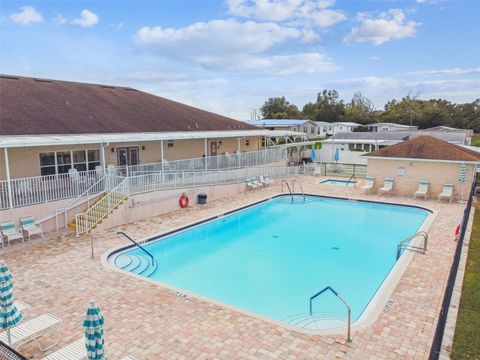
[113,195,429,330]
[320,179,357,186]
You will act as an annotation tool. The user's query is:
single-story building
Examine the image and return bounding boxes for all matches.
[0,75,302,181]
[367,122,418,132]
[314,121,361,137]
[245,119,318,139]
[363,136,479,198]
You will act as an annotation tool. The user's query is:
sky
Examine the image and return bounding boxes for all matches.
[0,0,479,120]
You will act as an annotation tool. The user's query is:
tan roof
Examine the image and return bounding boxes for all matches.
[0,75,257,135]
[364,136,480,162]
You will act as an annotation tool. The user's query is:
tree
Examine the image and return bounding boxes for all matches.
[260,97,301,119]
[302,89,345,122]
[343,92,377,124]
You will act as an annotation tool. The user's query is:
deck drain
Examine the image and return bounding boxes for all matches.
[169,290,189,299]
[331,246,340,250]
[384,298,395,310]
[272,235,280,238]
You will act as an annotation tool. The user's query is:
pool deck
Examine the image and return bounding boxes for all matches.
[0,175,469,359]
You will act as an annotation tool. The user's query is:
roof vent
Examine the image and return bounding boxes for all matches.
[100,85,115,89]
[34,78,53,83]
[0,75,20,80]
[123,87,137,91]
[195,122,199,129]
[402,136,410,141]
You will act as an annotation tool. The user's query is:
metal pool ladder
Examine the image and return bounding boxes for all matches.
[309,286,352,343]
[117,231,157,267]
[396,231,428,260]
[281,180,294,202]
[292,179,306,202]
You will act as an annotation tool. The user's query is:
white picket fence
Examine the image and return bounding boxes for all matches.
[0,148,288,210]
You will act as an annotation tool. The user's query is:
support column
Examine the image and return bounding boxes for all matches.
[236,137,241,168]
[160,140,164,181]
[4,148,13,209]
[204,138,208,171]
[100,144,106,172]
[263,136,267,165]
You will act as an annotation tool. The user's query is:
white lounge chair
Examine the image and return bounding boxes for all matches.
[245,178,259,190]
[361,176,375,193]
[379,177,394,197]
[263,175,274,185]
[42,338,85,360]
[0,220,24,246]
[438,183,454,203]
[20,216,44,241]
[414,180,429,200]
[259,175,273,186]
[253,177,264,187]
[14,300,31,318]
[0,313,62,351]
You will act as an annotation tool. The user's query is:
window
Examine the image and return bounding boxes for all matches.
[167,140,174,148]
[40,153,55,176]
[39,149,101,176]
[246,139,250,146]
[303,126,307,133]
[311,127,315,134]
[323,126,327,132]
[348,143,355,150]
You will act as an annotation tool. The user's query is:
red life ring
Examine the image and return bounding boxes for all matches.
[179,193,189,208]
[455,224,461,239]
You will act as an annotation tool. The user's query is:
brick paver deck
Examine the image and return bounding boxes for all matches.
[0,175,467,359]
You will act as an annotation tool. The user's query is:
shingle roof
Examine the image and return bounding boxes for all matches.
[364,136,480,162]
[0,75,257,135]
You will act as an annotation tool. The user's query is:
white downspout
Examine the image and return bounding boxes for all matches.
[204,138,208,171]
[160,139,164,181]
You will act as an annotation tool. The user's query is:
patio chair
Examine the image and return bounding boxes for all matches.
[95,165,104,177]
[438,183,454,203]
[413,180,430,200]
[20,216,44,241]
[263,175,274,185]
[252,177,264,187]
[379,177,394,197]
[361,176,375,193]
[42,338,85,360]
[259,175,272,186]
[0,313,62,351]
[0,220,24,246]
[68,168,86,184]
[245,178,259,190]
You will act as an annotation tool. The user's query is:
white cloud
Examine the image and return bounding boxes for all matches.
[344,9,419,45]
[10,6,43,25]
[70,9,99,27]
[407,67,480,77]
[134,19,337,75]
[371,56,381,61]
[226,0,346,27]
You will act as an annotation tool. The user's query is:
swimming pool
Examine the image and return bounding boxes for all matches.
[109,195,430,332]
[320,179,357,186]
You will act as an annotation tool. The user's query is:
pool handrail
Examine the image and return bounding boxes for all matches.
[309,286,352,343]
[116,231,156,266]
[396,231,428,260]
[281,180,294,203]
[345,173,356,187]
[291,179,306,203]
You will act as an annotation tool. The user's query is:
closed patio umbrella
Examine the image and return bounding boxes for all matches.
[0,260,23,346]
[83,300,105,360]
[310,147,316,161]
[334,147,340,162]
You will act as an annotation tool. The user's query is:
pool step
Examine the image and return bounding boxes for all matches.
[283,312,348,330]
[277,196,314,204]
[115,254,158,277]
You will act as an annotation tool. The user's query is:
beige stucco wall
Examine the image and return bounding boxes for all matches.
[0,136,261,180]
[367,158,476,199]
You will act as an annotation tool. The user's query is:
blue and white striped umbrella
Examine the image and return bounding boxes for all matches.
[0,260,23,346]
[459,162,466,184]
[83,300,105,360]
[310,147,316,161]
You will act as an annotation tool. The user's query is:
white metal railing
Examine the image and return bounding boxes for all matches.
[0,170,101,210]
[54,175,107,230]
[1,148,287,210]
[75,176,129,235]
[74,165,299,235]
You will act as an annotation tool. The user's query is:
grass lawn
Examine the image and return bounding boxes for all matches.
[451,207,480,359]
[471,134,480,147]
